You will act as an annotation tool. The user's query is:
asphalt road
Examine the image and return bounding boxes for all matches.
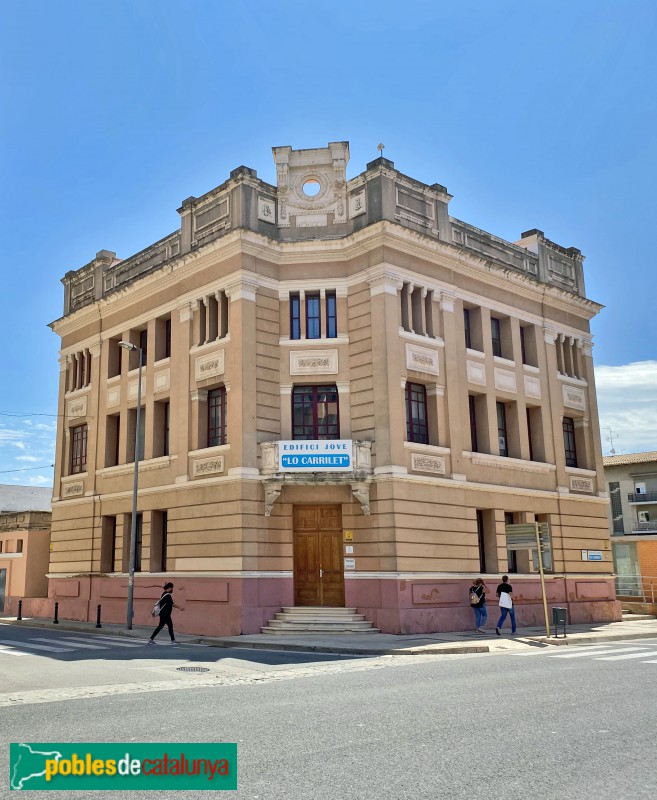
[2,626,657,799]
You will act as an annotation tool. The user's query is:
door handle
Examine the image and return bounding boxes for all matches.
[319,568,323,579]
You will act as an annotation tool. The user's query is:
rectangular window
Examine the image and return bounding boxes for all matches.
[16,539,23,553]
[139,329,148,365]
[326,291,337,338]
[476,510,486,573]
[520,326,527,365]
[163,401,170,456]
[150,510,168,572]
[497,402,508,457]
[306,293,321,339]
[526,408,534,462]
[405,382,429,444]
[563,417,577,467]
[469,395,478,453]
[290,293,301,340]
[165,318,171,358]
[70,424,88,474]
[464,308,472,350]
[491,317,502,358]
[208,387,227,446]
[105,414,121,467]
[292,385,340,440]
[134,513,143,572]
[160,511,168,572]
[0,542,3,553]
[101,516,117,572]
[609,482,624,534]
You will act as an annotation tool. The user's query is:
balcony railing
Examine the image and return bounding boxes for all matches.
[627,491,657,503]
[631,521,657,534]
[615,575,657,603]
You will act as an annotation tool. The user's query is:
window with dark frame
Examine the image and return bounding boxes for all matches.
[109,517,116,572]
[469,395,478,452]
[563,417,578,467]
[526,408,534,461]
[520,326,527,365]
[290,293,301,340]
[160,511,168,572]
[164,318,172,359]
[70,424,88,474]
[464,308,472,349]
[16,539,23,553]
[139,329,148,365]
[306,293,321,339]
[292,385,339,440]
[504,512,518,573]
[476,510,486,573]
[491,317,502,358]
[208,387,227,447]
[405,382,429,444]
[163,401,170,457]
[497,402,508,457]
[134,513,143,572]
[326,291,337,338]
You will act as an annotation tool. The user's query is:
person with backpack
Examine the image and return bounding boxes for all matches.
[469,578,489,633]
[147,582,184,646]
[495,575,517,635]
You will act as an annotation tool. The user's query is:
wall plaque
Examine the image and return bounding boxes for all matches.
[467,360,486,386]
[195,350,225,381]
[570,475,594,493]
[562,384,586,411]
[290,349,338,375]
[406,343,439,376]
[411,453,445,475]
[66,396,87,418]
[192,456,225,477]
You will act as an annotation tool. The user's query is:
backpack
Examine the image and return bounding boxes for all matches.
[151,601,162,617]
[469,588,480,606]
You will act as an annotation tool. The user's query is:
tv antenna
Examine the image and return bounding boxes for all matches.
[605,427,620,455]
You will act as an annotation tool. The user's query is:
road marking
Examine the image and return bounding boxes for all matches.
[59,636,143,648]
[548,646,647,658]
[0,645,27,657]
[594,650,657,661]
[0,639,71,653]
[32,637,111,651]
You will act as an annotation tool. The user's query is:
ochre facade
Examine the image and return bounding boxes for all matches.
[48,142,619,634]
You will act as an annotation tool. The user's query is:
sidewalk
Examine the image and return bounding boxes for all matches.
[3,614,657,656]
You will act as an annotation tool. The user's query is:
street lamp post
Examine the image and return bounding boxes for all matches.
[118,341,143,630]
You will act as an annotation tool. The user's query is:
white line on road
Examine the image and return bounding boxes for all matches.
[0,639,71,653]
[58,636,143,648]
[32,637,111,651]
[0,645,27,656]
[594,650,657,661]
[549,647,648,658]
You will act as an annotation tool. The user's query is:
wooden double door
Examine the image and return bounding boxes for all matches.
[293,505,345,607]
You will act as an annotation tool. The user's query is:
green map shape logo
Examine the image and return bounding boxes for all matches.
[10,744,63,790]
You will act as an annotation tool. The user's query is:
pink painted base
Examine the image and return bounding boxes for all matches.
[32,575,620,636]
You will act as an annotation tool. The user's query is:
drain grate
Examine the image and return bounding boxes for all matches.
[177,666,210,672]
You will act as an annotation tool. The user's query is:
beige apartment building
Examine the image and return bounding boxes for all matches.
[48,142,618,635]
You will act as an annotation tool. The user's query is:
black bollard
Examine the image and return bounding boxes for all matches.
[96,604,102,629]
[53,601,59,624]
[17,599,23,622]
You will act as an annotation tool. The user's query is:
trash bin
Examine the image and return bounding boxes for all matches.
[552,606,567,637]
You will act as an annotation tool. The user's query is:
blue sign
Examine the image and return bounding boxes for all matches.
[278,440,353,472]
[587,551,603,561]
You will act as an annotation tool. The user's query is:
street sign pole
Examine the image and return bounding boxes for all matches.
[535,521,551,638]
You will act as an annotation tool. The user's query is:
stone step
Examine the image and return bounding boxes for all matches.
[622,612,656,621]
[267,619,374,630]
[261,625,380,635]
[280,607,358,614]
[274,612,366,622]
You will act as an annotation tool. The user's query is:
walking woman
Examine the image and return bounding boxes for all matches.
[469,578,489,633]
[147,582,184,646]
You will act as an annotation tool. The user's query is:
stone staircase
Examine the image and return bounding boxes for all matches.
[261,607,379,634]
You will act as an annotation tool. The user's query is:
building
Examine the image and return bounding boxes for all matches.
[48,142,618,635]
[0,485,52,614]
[604,451,657,604]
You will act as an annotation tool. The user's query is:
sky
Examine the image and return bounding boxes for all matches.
[1,0,656,487]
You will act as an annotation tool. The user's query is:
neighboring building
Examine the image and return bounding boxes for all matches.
[604,451,657,601]
[0,485,52,613]
[48,142,618,635]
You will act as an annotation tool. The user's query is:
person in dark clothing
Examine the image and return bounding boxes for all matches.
[148,582,184,645]
[469,578,490,633]
[495,575,516,635]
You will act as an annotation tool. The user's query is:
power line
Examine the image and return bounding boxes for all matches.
[0,464,54,474]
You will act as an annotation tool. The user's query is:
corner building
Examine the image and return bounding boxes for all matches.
[50,142,619,634]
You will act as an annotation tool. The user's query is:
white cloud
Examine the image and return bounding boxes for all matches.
[15,455,41,462]
[595,360,657,455]
[26,474,53,486]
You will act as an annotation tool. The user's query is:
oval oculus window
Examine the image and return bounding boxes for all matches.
[302,179,321,197]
